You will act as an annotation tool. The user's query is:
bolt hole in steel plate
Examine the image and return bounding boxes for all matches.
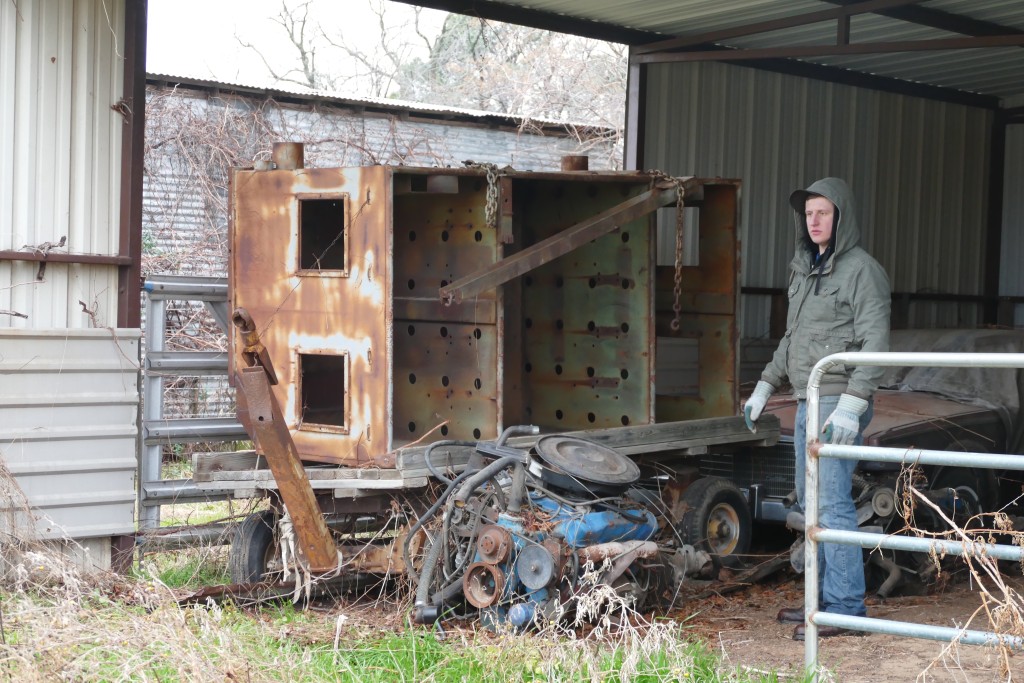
[531,435,640,491]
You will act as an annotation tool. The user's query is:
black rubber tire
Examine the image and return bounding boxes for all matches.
[229,509,279,584]
[678,476,752,557]
[930,438,999,528]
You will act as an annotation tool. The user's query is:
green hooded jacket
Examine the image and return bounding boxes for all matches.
[760,177,891,399]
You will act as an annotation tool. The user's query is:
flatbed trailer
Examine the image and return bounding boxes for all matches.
[214,147,778,626]
[193,416,779,500]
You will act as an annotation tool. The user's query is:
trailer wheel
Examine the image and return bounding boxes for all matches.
[229,509,280,584]
[678,477,752,557]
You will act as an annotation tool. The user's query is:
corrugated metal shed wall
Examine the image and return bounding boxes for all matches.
[643,61,993,339]
[0,1,133,569]
[0,0,124,329]
[0,329,139,544]
[1000,123,1024,324]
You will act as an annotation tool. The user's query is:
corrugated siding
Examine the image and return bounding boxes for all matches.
[1000,123,1024,325]
[643,60,992,338]
[0,329,140,540]
[0,0,124,328]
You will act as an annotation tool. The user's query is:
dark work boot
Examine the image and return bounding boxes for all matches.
[776,607,804,624]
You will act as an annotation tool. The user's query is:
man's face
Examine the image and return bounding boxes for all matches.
[805,196,835,254]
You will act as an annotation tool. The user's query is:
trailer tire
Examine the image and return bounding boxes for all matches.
[229,509,279,584]
[678,476,752,558]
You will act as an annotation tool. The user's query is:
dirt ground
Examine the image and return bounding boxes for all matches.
[677,561,1023,682]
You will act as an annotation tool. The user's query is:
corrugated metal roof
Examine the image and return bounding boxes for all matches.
[146,71,612,131]
[458,0,1024,100]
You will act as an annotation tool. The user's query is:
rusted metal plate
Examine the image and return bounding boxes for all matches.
[656,182,741,421]
[514,178,656,431]
[231,167,392,465]
[392,173,502,444]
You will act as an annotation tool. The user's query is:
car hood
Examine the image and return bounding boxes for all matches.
[763,389,992,443]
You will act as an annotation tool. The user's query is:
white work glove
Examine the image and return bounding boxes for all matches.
[822,393,868,445]
[743,381,775,433]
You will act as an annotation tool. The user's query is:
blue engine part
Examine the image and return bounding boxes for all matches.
[474,492,659,630]
[524,492,658,547]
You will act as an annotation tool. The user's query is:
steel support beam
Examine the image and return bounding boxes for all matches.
[440,184,680,303]
[633,0,924,55]
[387,0,655,44]
[825,0,1024,40]
[984,109,1008,324]
[238,367,338,573]
[633,34,1024,64]
[117,0,146,329]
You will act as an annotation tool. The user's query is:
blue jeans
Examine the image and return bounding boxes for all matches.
[794,395,873,617]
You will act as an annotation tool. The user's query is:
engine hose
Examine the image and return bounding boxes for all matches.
[430,572,470,607]
[869,552,903,599]
[453,455,527,505]
[414,529,450,621]
[403,468,476,587]
[425,440,477,485]
[507,462,527,514]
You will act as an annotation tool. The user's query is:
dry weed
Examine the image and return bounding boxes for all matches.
[894,467,1024,681]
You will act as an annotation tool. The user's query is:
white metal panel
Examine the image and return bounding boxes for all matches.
[0,0,124,329]
[0,328,140,540]
[643,60,991,336]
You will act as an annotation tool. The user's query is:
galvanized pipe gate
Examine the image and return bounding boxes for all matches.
[805,351,1024,677]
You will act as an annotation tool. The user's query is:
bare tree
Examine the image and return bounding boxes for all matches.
[237,0,627,136]
[237,0,336,91]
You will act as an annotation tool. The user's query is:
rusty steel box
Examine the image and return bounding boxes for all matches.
[229,160,740,466]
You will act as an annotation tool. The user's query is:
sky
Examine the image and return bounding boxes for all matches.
[146,0,448,95]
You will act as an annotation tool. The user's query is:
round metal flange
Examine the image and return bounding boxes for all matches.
[476,525,513,564]
[516,544,556,590]
[872,487,897,518]
[463,562,505,608]
[533,435,640,487]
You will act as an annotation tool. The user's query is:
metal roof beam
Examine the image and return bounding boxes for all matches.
[387,0,656,44]
[824,0,1024,38]
[633,0,924,55]
[632,34,1024,63]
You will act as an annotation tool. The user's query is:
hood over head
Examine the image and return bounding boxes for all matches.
[789,177,861,260]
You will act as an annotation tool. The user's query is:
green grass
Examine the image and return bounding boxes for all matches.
[1,579,802,683]
[139,547,232,589]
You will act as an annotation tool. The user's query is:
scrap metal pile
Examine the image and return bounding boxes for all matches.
[408,429,712,628]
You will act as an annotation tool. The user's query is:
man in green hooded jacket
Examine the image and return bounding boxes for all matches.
[744,177,891,639]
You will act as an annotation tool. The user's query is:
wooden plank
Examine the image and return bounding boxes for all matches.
[203,469,396,482]
[332,477,428,497]
[192,450,265,482]
[395,416,779,470]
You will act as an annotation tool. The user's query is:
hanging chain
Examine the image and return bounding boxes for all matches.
[670,184,685,332]
[645,169,686,332]
[463,161,500,229]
